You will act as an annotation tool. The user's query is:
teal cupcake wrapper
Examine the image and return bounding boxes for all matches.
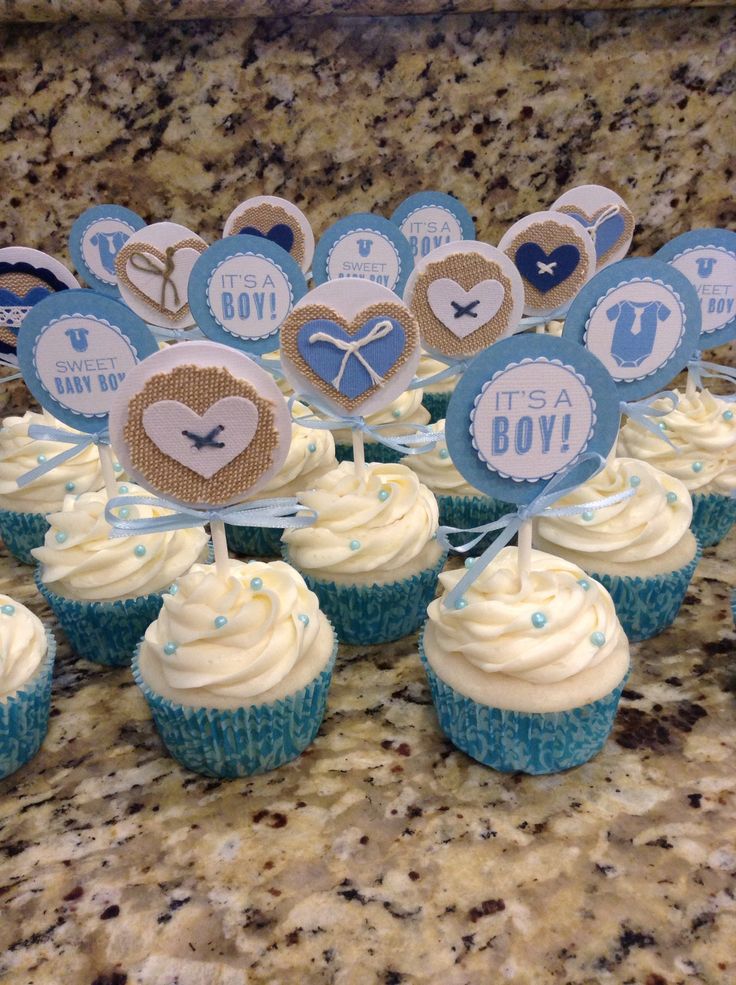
[421,390,452,424]
[0,628,56,779]
[335,442,402,465]
[732,590,736,628]
[419,630,627,775]
[435,494,513,555]
[225,523,283,558]
[285,547,447,645]
[35,567,164,667]
[588,541,701,643]
[132,636,338,778]
[690,491,736,548]
[0,507,49,565]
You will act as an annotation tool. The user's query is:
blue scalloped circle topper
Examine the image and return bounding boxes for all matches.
[446,334,620,505]
[69,204,146,296]
[18,289,158,432]
[655,228,736,348]
[188,235,308,355]
[390,191,475,261]
[563,257,702,401]
[313,213,415,295]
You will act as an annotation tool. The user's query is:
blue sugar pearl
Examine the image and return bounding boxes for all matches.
[163,642,178,655]
[214,616,228,629]
[119,484,129,494]
[37,453,47,464]
[666,491,678,505]
[1,604,15,616]
[464,557,476,568]
[582,510,595,522]
[119,507,130,520]
[590,631,606,648]
[65,481,75,493]
[577,578,590,591]
[455,597,468,610]
[658,422,667,431]
[250,577,263,591]
[392,409,402,419]
[307,442,317,453]
[349,539,361,551]
[692,462,703,474]
[439,448,450,460]
[531,611,547,629]
[113,462,123,472]
[55,531,67,544]
[134,544,146,557]
[723,410,734,421]
[378,488,390,502]
[168,583,178,595]
[298,613,310,626]
[629,475,641,488]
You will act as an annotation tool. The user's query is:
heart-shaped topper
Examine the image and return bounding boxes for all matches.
[280,280,421,417]
[109,341,292,509]
[0,247,80,344]
[552,184,635,270]
[223,196,314,274]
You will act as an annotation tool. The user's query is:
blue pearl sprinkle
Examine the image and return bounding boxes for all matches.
[464,557,476,568]
[65,481,75,492]
[577,578,590,591]
[692,462,703,473]
[666,491,678,505]
[37,453,47,464]
[629,475,641,488]
[298,613,310,626]
[250,577,263,591]
[723,410,733,421]
[134,544,146,557]
[113,462,123,472]
[392,409,402,419]
[590,631,606,647]
[378,488,390,502]
[214,616,228,629]
[163,642,178,655]
[307,442,317,453]
[1,604,15,616]
[349,539,361,551]
[658,422,667,431]
[582,510,595,522]
[168,584,178,595]
[455,597,468,609]
[55,531,67,544]
[119,484,129,494]
[531,611,547,629]
[439,448,450,460]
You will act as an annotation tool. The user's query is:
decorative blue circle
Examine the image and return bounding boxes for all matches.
[389,191,475,261]
[68,204,145,297]
[312,213,415,296]
[17,289,158,433]
[563,257,702,401]
[445,334,621,505]
[188,235,308,356]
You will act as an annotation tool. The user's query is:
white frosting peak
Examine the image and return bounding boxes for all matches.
[0,594,47,699]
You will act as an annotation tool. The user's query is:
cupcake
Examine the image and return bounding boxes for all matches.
[133,559,337,778]
[0,593,56,779]
[533,456,700,642]
[618,388,736,547]
[282,460,446,645]
[400,419,511,552]
[417,351,456,423]
[0,409,105,563]
[421,547,630,774]
[33,483,209,667]
[331,388,431,464]
[225,403,337,559]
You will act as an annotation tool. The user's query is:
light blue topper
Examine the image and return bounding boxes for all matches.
[390,191,475,260]
[313,213,415,296]
[69,204,146,296]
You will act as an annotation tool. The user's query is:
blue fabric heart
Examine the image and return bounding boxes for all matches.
[515,243,580,293]
[296,316,406,401]
[239,223,295,254]
[566,211,625,260]
[0,286,53,308]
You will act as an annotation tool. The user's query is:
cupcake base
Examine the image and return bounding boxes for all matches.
[225,523,283,559]
[0,628,56,779]
[421,391,452,424]
[690,491,736,548]
[0,507,49,565]
[133,639,337,778]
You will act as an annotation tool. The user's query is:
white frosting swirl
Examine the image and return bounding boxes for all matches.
[618,388,736,493]
[418,351,456,395]
[32,483,209,601]
[0,594,47,699]
[250,403,336,499]
[401,418,482,496]
[0,409,104,513]
[330,389,430,445]
[282,461,439,576]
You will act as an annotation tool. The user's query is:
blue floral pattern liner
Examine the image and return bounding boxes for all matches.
[0,628,56,779]
[588,541,701,643]
[690,491,736,548]
[436,494,513,556]
[284,547,448,646]
[419,630,628,775]
[335,442,402,465]
[422,390,452,424]
[132,636,338,778]
[225,523,283,558]
[731,589,736,628]
[35,567,164,667]
[0,507,49,565]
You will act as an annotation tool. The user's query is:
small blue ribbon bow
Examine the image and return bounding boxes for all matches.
[437,451,636,609]
[17,425,111,488]
[620,390,679,449]
[688,352,736,397]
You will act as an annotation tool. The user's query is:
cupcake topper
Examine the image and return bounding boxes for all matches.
[16,290,158,495]
[313,213,415,296]
[390,191,475,261]
[107,340,312,576]
[223,195,315,275]
[442,334,628,607]
[551,184,635,271]
[69,204,146,297]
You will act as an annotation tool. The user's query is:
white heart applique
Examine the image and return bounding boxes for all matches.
[124,244,203,320]
[426,278,505,339]
[143,396,259,479]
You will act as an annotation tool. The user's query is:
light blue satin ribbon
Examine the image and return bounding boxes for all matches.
[148,324,206,342]
[518,302,570,331]
[103,493,316,537]
[620,390,678,449]
[688,352,736,396]
[17,425,111,487]
[409,356,468,391]
[437,451,635,609]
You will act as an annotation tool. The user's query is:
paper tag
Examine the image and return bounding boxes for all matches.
[17,290,158,433]
[551,185,634,270]
[390,191,475,260]
[498,212,596,317]
[656,229,736,347]
[188,235,308,355]
[109,341,291,509]
[313,213,414,296]
[564,258,702,400]
[69,204,146,295]
[280,279,420,417]
[446,334,620,504]
[0,247,79,354]
[403,241,524,360]
[223,195,315,275]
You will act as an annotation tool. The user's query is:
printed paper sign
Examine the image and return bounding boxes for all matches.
[390,191,475,260]
[69,204,146,295]
[223,195,315,274]
[552,185,634,270]
[313,214,415,296]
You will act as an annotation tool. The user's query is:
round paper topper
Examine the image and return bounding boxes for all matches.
[313,213,415,296]
[114,221,208,329]
[17,289,158,433]
[109,341,292,510]
[390,191,475,261]
[188,235,308,355]
[223,195,315,275]
[551,184,635,270]
[446,334,620,505]
[655,228,736,348]
[0,247,79,355]
[563,257,702,400]
[498,211,596,317]
[69,204,146,296]
[280,279,421,418]
[403,241,525,360]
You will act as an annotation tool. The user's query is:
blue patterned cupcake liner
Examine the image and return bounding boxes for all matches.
[132,636,338,778]
[0,628,56,779]
[335,442,402,465]
[0,507,49,565]
[225,523,283,558]
[35,567,164,667]
[284,547,448,645]
[419,630,628,775]
[732,590,736,628]
[436,494,513,555]
[690,491,736,548]
[421,390,452,424]
[588,541,701,643]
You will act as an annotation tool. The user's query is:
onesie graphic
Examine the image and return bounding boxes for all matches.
[606,300,671,368]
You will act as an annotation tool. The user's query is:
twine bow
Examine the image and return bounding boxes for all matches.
[17,426,110,487]
[620,390,679,449]
[309,319,395,391]
[129,247,181,310]
[588,204,621,242]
